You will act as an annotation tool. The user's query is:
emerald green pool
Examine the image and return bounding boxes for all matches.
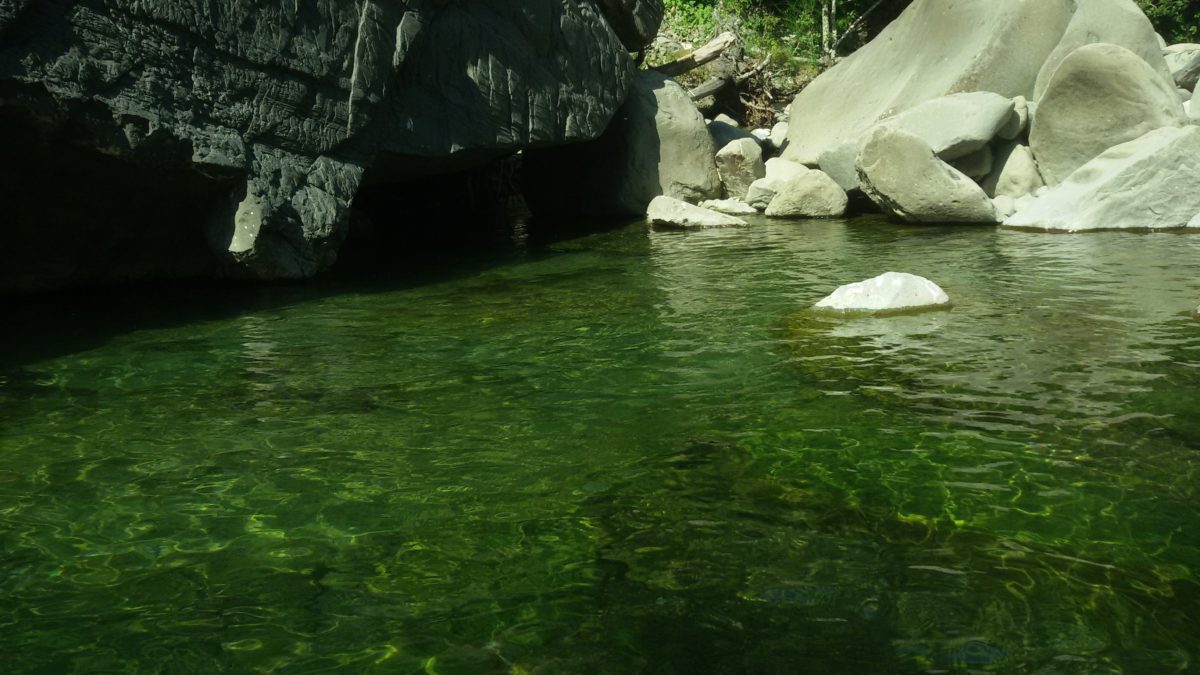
[3,217,1199,673]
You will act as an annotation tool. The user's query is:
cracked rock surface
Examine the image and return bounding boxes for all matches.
[0,0,648,289]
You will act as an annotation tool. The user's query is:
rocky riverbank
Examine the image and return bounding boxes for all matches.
[0,0,661,291]
[3,0,1200,292]
[544,0,1200,232]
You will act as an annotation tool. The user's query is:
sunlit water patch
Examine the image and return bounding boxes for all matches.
[2,217,1199,672]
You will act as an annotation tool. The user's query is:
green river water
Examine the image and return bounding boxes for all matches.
[2,216,1199,673]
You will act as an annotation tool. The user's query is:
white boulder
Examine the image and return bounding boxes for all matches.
[877,91,1017,161]
[856,125,999,223]
[949,145,994,180]
[1163,43,1200,90]
[999,95,1029,140]
[746,158,810,210]
[708,114,757,149]
[715,138,766,201]
[1004,126,1200,231]
[1033,0,1173,100]
[647,195,748,229]
[780,0,1077,166]
[817,139,861,191]
[993,195,1017,219]
[700,198,759,216]
[769,122,790,152]
[981,142,1045,199]
[764,170,848,218]
[1030,42,1187,186]
[814,272,951,313]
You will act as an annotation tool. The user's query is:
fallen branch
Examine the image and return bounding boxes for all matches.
[734,57,770,85]
[689,76,732,100]
[738,95,774,114]
[653,32,737,77]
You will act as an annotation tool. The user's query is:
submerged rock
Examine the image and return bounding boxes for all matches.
[1005,126,1200,231]
[814,272,951,313]
[647,195,748,229]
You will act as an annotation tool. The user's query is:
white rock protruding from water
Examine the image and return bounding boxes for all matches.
[814,272,951,313]
[647,195,748,229]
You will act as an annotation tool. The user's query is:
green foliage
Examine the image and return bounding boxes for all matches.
[661,1,907,68]
[663,0,1200,65]
[1136,0,1200,44]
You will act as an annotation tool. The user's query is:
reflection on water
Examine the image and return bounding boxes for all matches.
[2,217,1200,672]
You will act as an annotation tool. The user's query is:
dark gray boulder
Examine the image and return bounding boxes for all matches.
[523,70,721,216]
[0,0,641,289]
[596,0,665,51]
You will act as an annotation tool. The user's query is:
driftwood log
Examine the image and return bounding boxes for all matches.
[652,32,737,77]
[688,57,770,101]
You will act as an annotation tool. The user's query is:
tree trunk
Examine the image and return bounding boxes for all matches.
[830,0,838,57]
[821,2,831,58]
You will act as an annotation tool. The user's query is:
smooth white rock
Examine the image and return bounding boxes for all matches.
[1164,43,1200,90]
[999,95,1029,140]
[1005,126,1200,230]
[1031,42,1187,185]
[708,115,757,149]
[647,195,748,228]
[878,91,1017,161]
[817,139,861,191]
[700,198,759,216]
[715,138,766,201]
[949,145,994,180]
[814,272,951,312]
[746,158,810,209]
[1033,0,1173,100]
[982,142,1045,199]
[764,170,848,218]
[993,195,1017,219]
[856,125,1000,223]
[769,121,790,151]
[780,0,1077,166]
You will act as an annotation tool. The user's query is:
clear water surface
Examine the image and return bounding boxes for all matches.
[2,216,1199,673]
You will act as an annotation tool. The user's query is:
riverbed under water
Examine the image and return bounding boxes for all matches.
[2,216,1199,673]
